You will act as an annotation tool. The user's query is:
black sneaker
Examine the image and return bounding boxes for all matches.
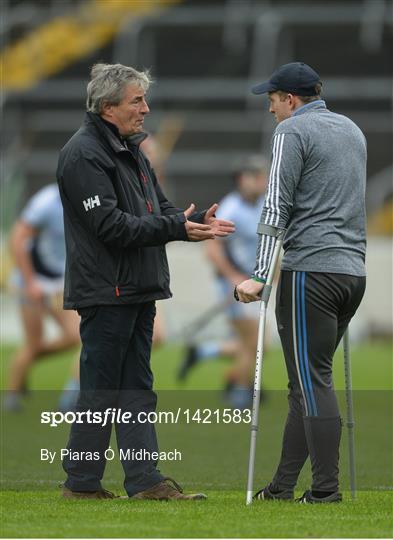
[254,483,293,501]
[296,490,342,504]
[177,345,199,381]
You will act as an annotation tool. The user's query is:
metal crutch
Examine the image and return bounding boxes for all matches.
[239,228,285,505]
[343,327,356,499]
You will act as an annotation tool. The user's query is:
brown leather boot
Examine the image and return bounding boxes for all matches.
[131,477,207,500]
[62,486,118,499]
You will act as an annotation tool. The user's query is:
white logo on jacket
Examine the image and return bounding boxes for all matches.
[83,195,101,212]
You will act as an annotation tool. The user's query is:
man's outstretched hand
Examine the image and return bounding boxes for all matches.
[235,278,264,303]
[203,203,235,237]
[183,203,235,242]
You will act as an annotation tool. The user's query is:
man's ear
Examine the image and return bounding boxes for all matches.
[101,101,113,117]
[287,93,295,105]
[287,93,299,111]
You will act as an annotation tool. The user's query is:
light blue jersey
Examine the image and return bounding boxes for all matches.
[20,184,66,276]
[217,191,265,276]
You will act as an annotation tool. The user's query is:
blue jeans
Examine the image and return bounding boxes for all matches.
[63,302,164,496]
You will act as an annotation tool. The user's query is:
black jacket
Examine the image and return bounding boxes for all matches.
[57,112,204,309]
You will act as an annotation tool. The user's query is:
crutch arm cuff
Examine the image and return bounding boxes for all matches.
[256,223,285,237]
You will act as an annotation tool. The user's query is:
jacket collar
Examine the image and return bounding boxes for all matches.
[292,100,326,117]
[84,112,148,153]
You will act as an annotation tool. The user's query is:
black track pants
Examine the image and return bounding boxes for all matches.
[271,270,366,493]
[63,303,164,496]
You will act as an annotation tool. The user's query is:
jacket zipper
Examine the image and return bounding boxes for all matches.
[115,257,121,297]
[140,170,153,213]
[114,145,152,297]
[131,147,154,214]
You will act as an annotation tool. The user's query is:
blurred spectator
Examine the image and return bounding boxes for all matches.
[178,155,270,408]
[141,133,166,186]
[5,184,80,411]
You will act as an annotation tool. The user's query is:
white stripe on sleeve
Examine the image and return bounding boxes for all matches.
[254,133,285,280]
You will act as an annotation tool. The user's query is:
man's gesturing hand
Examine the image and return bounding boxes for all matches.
[204,203,235,237]
[235,278,264,303]
[183,203,235,242]
[184,204,215,242]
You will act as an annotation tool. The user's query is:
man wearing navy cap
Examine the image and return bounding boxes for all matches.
[236,62,367,503]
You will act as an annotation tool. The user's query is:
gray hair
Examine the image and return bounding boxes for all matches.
[86,63,153,113]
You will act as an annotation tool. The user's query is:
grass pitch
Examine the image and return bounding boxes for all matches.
[1,340,392,538]
[1,491,392,538]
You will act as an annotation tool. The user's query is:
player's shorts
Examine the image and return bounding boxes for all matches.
[9,270,64,308]
[216,276,260,321]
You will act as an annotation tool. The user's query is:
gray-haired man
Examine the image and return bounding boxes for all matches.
[57,63,234,500]
[236,62,366,503]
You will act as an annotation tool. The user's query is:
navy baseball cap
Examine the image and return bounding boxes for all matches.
[252,62,321,96]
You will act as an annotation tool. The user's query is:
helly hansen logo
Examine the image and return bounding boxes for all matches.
[83,195,101,212]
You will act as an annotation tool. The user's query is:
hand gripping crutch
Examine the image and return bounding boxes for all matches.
[244,225,285,505]
[343,327,356,499]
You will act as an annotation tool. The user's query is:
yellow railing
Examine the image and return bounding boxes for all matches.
[368,201,393,236]
[1,0,181,92]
